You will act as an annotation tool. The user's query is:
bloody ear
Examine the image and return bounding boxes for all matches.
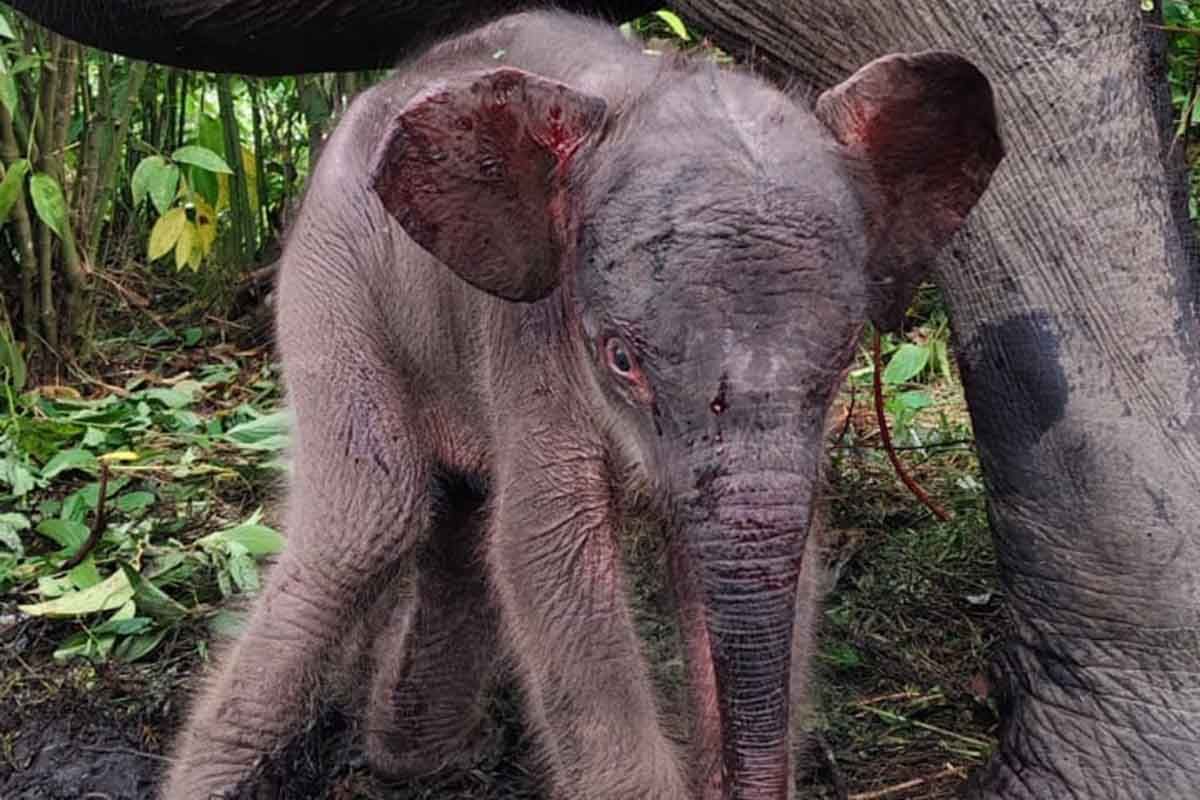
[816,51,1004,330]
[370,68,607,302]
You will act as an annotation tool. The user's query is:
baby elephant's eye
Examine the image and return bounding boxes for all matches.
[605,337,636,377]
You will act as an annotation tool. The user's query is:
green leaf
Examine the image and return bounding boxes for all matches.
[114,627,169,662]
[131,156,181,216]
[119,563,188,622]
[114,491,156,515]
[69,557,101,589]
[139,386,194,409]
[0,158,30,225]
[171,145,233,175]
[0,12,15,39]
[41,448,99,480]
[199,522,284,557]
[19,569,135,618]
[654,9,692,40]
[0,70,17,118]
[882,343,930,386]
[35,518,89,550]
[0,456,36,497]
[29,173,70,240]
[0,512,29,557]
[226,542,261,593]
[223,411,290,451]
[897,390,933,411]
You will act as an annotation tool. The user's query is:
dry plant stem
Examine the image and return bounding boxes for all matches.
[62,461,110,571]
[872,331,952,521]
[847,764,968,800]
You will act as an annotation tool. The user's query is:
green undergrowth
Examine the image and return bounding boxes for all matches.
[0,323,286,665]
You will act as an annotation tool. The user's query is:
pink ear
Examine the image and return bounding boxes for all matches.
[816,51,1004,330]
[370,68,607,302]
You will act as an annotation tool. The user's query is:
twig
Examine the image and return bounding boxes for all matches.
[61,462,110,570]
[847,764,968,800]
[79,745,173,764]
[872,332,952,522]
[833,383,856,448]
[855,704,992,750]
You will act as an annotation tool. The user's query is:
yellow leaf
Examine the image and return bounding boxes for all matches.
[188,237,203,270]
[99,451,139,463]
[217,173,230,212]
[148,206,186,261]
[194,197,218,256]
[175,219,196,271]
[243,146,259,215]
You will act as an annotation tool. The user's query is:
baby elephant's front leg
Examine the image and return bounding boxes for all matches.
[488,439,689,799]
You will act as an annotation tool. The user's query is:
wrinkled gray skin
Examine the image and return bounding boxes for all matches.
[15,1,1200,799]
[56,11,998,800]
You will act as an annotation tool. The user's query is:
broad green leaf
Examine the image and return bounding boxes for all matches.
[30,173,70,240]
[0,12,15,39]
[882,343,930,386]
[19,568,134,618]
[0,456,36,497]
[897,390,934,411]
[149,206,187,260]
[131,156,180,215]
[655,9,692,40]
[223,411,290,451]
[114,627,169,662]
[69,557,101,589]
[225,541,261,593]
[199,522,284,557]
[0,512,29,557]
[41,448,99,479]
[0,158,30,225]
[119,563,188,622]
[171,145,233,174]
[139,386,195,409]
[0,72,17,117]
[114,491,156,514]
[35,518,89,550]
[53,631,116,662]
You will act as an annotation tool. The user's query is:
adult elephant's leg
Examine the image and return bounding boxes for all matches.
[673,1,1200,797]
[365,488,500,780]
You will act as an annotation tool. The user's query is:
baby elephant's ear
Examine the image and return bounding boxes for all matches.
[816,51,1004,330]
[370,68,607,302]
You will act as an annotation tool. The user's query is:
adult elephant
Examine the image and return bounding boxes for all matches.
[13,2,1199,799]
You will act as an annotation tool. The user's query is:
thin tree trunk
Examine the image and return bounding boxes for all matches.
[217,73,254,266]
[51,42,85,348]
[1,104,38,359]
[87,59,147,265]
[34,33,64,350]
[248,78,268,243]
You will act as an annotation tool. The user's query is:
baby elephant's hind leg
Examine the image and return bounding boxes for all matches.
[366,476,500,779]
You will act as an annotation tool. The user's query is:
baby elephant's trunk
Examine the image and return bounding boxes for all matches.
[681,460,817,799]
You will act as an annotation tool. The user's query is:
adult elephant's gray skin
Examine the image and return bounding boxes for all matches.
[12,1,1200,799]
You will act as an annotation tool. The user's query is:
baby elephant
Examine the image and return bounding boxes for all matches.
[166,10,1001,799]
